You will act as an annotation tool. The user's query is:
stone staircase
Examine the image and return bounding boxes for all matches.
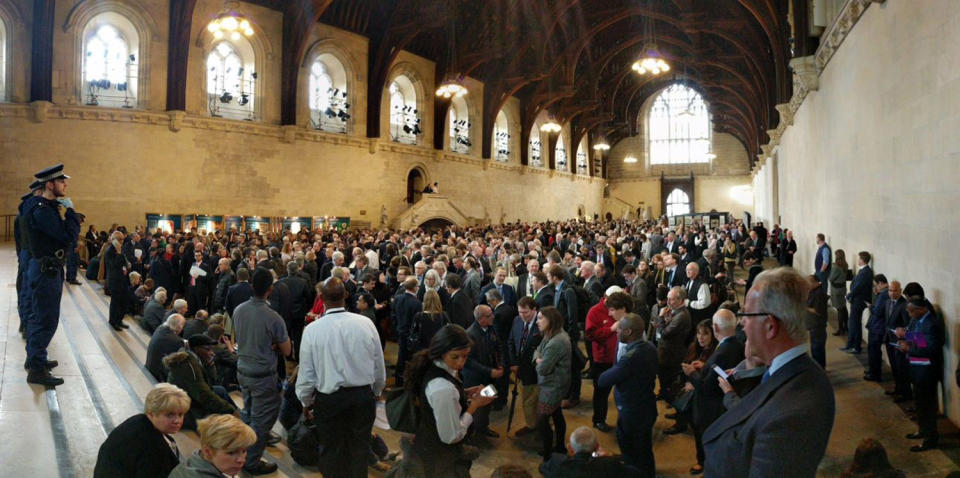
[392,194,471,229]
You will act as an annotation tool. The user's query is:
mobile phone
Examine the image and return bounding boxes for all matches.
[480,384,498,397]
[713,365,729,379]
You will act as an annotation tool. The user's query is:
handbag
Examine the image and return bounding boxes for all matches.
[385,387,420,434]
[287,415,321,466]
[673,388,694,414]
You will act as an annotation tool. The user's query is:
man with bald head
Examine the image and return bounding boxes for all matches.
[703,267,835,477]
[682,308,744,472]
[463,304,504,439]
[297,277,386,477]
[884,280,911,402]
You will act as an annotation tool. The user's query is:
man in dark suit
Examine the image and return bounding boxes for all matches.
[319,250,344,281]
[549,264,584,408]
[663,253,685,288]
[508,297,543,436]
[598,313,658,477]
[225,268,254,317]
[896,293,945,452]
[444,273,474,328]
[487,288,517,408]
[663,232,679,255]
[682,309,744,472]
[864,274,890,381]
[211,258,236,314]
[480,267,518,308]
[391,278,421,385]
[532,271,554,310]
[540,426,641,477]
[278,261,313,358]
[516,258,541,299]
[736,252,763,295]
[579,261,604,299]
[703,268,835,477]
[464,305,503,439]
[843,251,874,354]
[145,314,186,382]
[656,286,691,403]
[884,281,911,401]
[593,244,613,272]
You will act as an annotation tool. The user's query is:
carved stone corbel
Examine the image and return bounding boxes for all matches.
[281,125,296,144]
[167,110,186,132]
[775,104,794,126]
[30,101,52,123]
[790,56,820,93]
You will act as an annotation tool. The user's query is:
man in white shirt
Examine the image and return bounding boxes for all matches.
[297,277,386,478]
[684,262,712,321]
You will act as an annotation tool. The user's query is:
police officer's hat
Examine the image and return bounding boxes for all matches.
[21,180,42,200]
[20,192,33,201]
[34,164,70,183]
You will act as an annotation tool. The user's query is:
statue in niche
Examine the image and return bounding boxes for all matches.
[499,207,507,225]
[380,205,388,228]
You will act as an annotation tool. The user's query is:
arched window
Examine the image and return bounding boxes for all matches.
[555,134,567,171]
[666,188,691,217]
[448,96,471,153]
[0,17,6,102]
[207,40,256,120]
[308,53,349,133]
[389,75,419,144]
[529,126,542,167]
[576,137,588,175]
[493,110,510,162]
[648,84,711,164]
[82,15,139,108]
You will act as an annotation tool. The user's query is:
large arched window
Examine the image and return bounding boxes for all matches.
[82,14,139,108]
[648,84,711,164]
[308,53,349,133]
[528,126,543,167]
[493,110,510,162]
[555,134,567,171]
[448,96,471,153]
[206,40,256,120]
[389,75,419,144]
[576,137,588,175]
[666,188,691,217]
[0,17,6,102]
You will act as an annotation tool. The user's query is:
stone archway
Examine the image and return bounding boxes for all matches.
[420,217,454,232]
[406,166,427,204]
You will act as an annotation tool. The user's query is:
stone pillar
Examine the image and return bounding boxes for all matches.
[29,0,56,102]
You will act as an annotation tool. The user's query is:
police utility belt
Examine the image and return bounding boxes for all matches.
[37,250,66,274]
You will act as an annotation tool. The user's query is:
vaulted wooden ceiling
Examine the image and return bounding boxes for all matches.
[248,0,809,167]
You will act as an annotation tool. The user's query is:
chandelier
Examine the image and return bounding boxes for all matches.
[632,44,670,75]
[623,156,638,163]
[436,77,468,99]
[540,115,562,133]
[593,140,610,151]
[207,1,254,41]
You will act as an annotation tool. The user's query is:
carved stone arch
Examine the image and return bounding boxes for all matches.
[299,39,360,130]
[492,101,520,164]
[0,0,27,101]
[65,0,159,109]
[383,61,428,145]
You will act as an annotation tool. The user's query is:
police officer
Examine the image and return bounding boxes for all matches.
[23,164,83,387]
[15,181,42,339]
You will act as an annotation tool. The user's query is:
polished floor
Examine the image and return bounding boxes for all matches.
[0,246,956,477]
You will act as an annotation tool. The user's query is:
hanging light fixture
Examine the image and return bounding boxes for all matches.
[593,139,610,151]
[631,1,670,76]
[436,8,468,99]
[207,1,254,40]
[705,152,717,160]
[540,114,562,133]
[624,155,639,164]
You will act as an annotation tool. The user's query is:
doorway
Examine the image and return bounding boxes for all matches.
[407,167,426,204]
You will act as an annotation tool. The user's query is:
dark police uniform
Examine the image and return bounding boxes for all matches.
[15,185,40,337]
[23,165,82,386]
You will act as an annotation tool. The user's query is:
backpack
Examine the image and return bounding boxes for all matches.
[570,284,597,324]
[287,416,321,466]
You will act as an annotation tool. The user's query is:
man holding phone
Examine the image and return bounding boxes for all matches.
[463,305,504,440]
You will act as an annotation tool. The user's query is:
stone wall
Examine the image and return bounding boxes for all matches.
[758,0,960,424]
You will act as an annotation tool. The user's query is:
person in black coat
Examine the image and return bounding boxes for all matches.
[486,289,517,408]
[211,258,236,314]
[392,277,422,385]
[140,290,168,334]
[145,315,186,382]
[105,235,131,330]
[540,426,641,478]
[278,262,313,358]
[184,249,212,316]
[884,281,911,401]
[148,243,178,298]
[224,268,254,317]
[508,297,544,435]
[444,274,475,328]
[463,305,503,438]
[682,310,744,474]
[844,252,874,354]
[598,313,658,477]
[93,383,190,478]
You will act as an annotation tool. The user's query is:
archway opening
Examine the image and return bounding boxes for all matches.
[666,187,691,216]
[407,168,425,204]
[420,218,454,232]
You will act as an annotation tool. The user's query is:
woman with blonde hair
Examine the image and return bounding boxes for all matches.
[94,383,191,478]
[169,414,257,477]
[409,289,450,353]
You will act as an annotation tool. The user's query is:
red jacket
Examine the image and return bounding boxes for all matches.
[585,298,618,364]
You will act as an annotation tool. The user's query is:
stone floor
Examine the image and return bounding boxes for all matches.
[0,247,956,477]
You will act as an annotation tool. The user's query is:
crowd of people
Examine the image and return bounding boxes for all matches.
[14,168,954,478]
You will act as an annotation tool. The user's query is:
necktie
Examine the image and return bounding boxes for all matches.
[520,322,530,351]
[687,280,693,294]
[761,370,771,384]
